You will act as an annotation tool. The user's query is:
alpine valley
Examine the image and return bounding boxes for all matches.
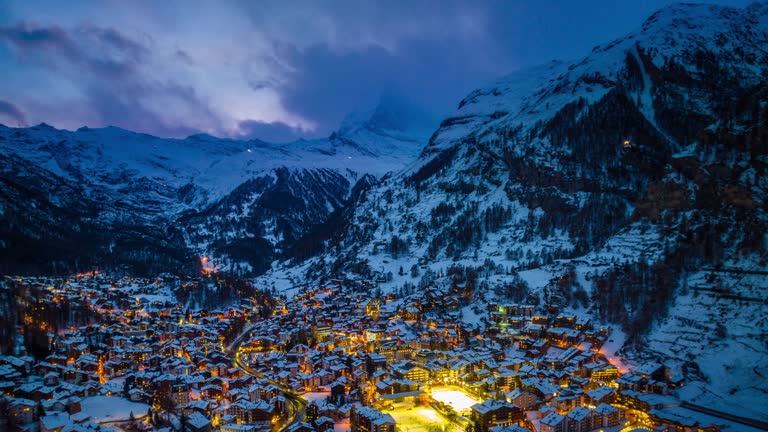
[1,1,768,425]
[0,95,435,275]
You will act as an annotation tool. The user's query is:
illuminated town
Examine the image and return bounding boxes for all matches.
[1,272,759,432]
[1,2,767,431]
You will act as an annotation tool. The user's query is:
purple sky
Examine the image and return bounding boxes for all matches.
[0,0,754,142]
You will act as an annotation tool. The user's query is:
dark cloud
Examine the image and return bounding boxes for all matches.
[0,22,146,77]
[0,22,81,62]
[238,119,307,143]
[264,37,503,137]
[0,0,756,139]
[0,99,27,126]
[239,0,487,53]
[245,53,291,92]
[81,80,212,138]
[0,21,222,137]
[250,0,755,137]
[80,25,149,61]
[174,48,194,65]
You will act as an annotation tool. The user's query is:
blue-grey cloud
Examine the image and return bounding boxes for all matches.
[0,21,221,137]
[174,48,194,66]
[0,99,27,126]
[0,0,757,140]
[237,119,308,143]
[0,22,148,78]
[260,37,502,137]
[0,22,80,61]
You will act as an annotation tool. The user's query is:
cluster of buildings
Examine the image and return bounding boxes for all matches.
[0,274,744,432]
[236,280,731,432]
[0,275,284,432]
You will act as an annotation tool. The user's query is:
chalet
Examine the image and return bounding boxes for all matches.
[470,399,523,432]
[539,412,565,432]
[226,399,274,424]
[315,416,335,432]
[592,403,625,428]
[39,413,69,432]
[552,387,583,413]
[585,386,615,405]
[394,363,430,383]
[496,370,522,390]
[351,405,396,432]
[616,373,644,392]
[565,406,593,432]
[186,411,212,432]
[8,398,36,427]
[505,388,538,410]
[366,353,387,373]
[636,362,670,382]
[286,422,314,432]
[583,362,618,382]
[220,424,260,432]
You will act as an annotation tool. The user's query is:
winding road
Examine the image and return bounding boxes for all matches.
[230,329,308,432]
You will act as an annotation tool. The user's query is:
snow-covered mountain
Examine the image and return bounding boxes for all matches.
[258,2,767,414]
[309,1,767,275]
[0,97,434,275]
[1,1,767,416]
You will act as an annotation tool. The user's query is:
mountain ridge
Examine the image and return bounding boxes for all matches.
[250,1,767,415]
[0,98,432,275]
[0,2,767,415]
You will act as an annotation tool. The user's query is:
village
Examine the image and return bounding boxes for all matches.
[0,273,752,432]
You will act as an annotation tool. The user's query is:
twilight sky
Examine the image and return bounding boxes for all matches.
[0,0,754,141]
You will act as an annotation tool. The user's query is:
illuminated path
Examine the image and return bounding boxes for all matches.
[231,339,307,431]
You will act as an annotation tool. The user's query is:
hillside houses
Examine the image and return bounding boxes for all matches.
[0,273,731,432]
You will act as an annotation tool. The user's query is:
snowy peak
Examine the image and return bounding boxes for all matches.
[329,94,437,162]
[0,97,434,276]
[638,1,768,34]
[425,1,768,158]
[303,0,768,364]
[340,93,438,136]
[0,96,432,201]
[285,2,768,413]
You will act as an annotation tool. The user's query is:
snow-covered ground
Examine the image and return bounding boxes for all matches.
[431,386,481,413]
[598,328,632,374]
[80,396,150,423]
[645,261,768,421]
[0,96,431,208]
[302,391,331,404]
[385,407,448,432]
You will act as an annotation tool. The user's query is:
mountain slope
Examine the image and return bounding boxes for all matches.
[319,1,767,275]
[0,1,766,414]
[0,98,433,275]
[267,2,768,414]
